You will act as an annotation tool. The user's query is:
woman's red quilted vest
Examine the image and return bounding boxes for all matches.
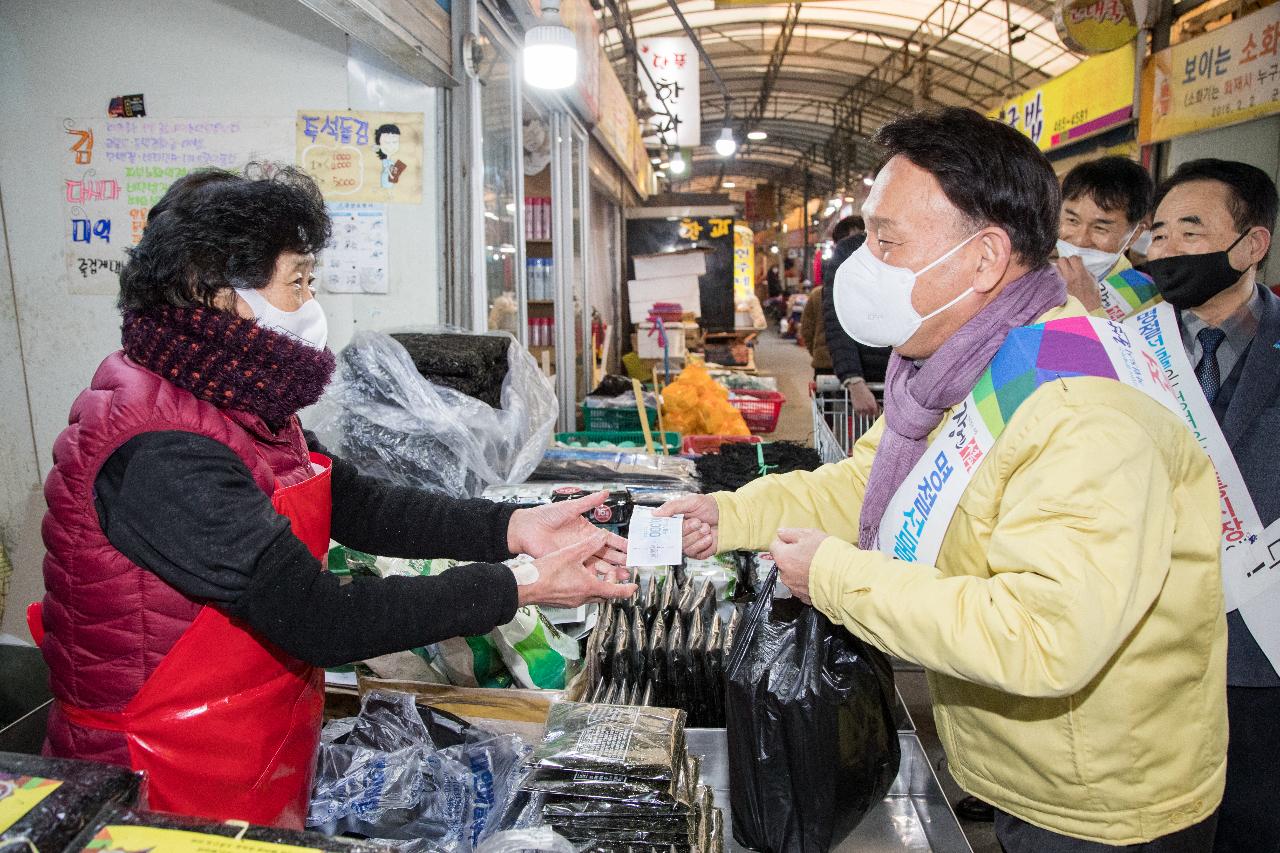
[40,352,316,765]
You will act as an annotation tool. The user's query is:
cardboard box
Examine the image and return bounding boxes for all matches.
[637,322,687,360]
[633,249,707,281]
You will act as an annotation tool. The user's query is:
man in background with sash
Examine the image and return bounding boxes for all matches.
[658,107,1226,852]
[1054,156,1161,321]
[1141,158,1279,853]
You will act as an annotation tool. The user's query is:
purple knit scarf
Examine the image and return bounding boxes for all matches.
[857,264,1067,550]
[121,305,336,430]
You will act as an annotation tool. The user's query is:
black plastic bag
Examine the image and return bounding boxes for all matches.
[724,567,899,853]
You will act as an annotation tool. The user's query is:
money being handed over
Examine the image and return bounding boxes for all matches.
[626,506,684,567]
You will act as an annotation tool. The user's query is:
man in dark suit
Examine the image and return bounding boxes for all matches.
[1145,158,1279,853]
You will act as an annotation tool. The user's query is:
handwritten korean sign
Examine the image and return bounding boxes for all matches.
[296,110,423,204]
[60,117,293,295]
[733,224,754,301]
[637,37,701,148]
[1139,3,1280,144]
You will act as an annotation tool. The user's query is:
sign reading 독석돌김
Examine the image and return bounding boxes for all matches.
[61,117,293,295]
[295,110,423,204]
[990,43,1136,152]
[1139,3,1280,145]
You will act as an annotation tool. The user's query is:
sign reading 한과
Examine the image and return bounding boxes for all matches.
[637,37,701,148]
[1139,3,1280,145]
[991,43,1135,152]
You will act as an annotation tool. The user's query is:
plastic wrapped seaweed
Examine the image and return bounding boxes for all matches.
[310,330,556,497]
[529,703,686,782]
[0,753,141,853]
[308,691,530,849]
[389,332,509,409]
[69,807,386,853]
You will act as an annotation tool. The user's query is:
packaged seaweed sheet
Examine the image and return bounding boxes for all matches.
[0,752,140,853]
[529,703,686,781]
[67,807,388,853]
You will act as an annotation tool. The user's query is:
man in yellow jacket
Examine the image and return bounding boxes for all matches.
[660,108,1226,852]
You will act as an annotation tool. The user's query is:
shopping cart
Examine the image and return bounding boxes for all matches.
[810,375,883,464]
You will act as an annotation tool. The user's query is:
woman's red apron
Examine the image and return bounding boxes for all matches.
[33,453,333,830]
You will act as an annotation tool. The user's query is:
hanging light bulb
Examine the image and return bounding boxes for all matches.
[714,127,736,157]
[669,150,686,175]
[747,130,768,141]
[523,3,577,90]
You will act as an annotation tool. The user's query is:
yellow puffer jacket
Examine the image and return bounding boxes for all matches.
[715,300,1227,845]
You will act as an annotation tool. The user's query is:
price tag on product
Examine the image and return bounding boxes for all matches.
[626,507,683,567]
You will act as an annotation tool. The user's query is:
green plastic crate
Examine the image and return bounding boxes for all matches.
[556,430,682,454]
[581,402,659,431]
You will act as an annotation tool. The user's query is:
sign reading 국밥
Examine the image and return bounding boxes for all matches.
[990,43,1136,152]
[1139,3,1280,145]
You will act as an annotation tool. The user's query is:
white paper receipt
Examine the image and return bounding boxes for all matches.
[626,507,684,567]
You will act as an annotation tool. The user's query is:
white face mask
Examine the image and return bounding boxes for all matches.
[234,287,329,350]
[833,232,980,348]
[1131,229,1154,256]
[1055,223,1140,280]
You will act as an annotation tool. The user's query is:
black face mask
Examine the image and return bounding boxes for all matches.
[1138,232,1249,310]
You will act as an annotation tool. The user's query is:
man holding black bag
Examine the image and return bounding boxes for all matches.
[659,108,1226,852]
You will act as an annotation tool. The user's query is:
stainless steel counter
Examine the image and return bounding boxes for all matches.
[686,728,973,853]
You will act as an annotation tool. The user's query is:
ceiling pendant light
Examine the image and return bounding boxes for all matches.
[746,130,767,141]
[669,150,686,175]
[714,127,737,157]
[523,2,577,90]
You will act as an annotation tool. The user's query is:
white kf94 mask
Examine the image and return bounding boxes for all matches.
[833,232,980,348]
[1055,223,1140,280]
[235,287,329,350]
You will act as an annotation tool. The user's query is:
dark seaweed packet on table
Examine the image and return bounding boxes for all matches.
[611,614,633,685]
[530,702,686,781]
[659,576,677,629]
[0,753,141,853]
[643,575,660,628]
[629,608,647,684]
[522,768,685,806]
[65,807,388,853]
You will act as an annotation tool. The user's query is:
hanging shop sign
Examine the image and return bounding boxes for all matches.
[638,37,701,148]
[60,116,293,295]
[296,109,423,204]
[1139,3,1280,145]
[733,224,754,301]
[558,0,601,124]
[990,43,1135,152]
[597,54,651,198]
[1054,0,1155,55]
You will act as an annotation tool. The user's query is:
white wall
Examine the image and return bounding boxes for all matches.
[0,0,445,634]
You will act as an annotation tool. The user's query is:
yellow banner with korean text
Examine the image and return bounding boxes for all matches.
[1139,4,1280,145]
[989,44,1136,152]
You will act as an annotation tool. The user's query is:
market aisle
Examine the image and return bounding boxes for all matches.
[753,328,816,444]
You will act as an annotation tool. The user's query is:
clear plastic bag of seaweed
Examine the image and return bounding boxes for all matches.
[529,702,686,781]
[610,613,633,686]
[0,753,141,853]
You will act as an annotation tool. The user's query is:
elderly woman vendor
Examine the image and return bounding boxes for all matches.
[32,166,633,829]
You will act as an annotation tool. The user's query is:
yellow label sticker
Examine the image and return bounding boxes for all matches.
[83,826,324,853]
[0,775,64,834]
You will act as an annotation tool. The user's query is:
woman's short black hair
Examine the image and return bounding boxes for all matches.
[118,163,330,313]
[1155,158,1278,235]
[873,107,1060,267]
[374,124,401,159]
[1061,156,1154,225]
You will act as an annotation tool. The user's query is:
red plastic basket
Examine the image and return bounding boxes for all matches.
[680,434,764,456]
[729,390,786,434]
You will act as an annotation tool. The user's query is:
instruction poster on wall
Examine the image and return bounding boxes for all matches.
[60,117,293,295]
[321,202,389,294]
[296,110,423,204]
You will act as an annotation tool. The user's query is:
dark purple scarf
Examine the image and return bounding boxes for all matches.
[121,305,335,430]
[858,265,1067,550]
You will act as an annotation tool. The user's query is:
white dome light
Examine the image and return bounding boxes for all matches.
[523,8,577,90]
[669,151,686,175]
[715,127,737,157]
[746,130,767,141]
